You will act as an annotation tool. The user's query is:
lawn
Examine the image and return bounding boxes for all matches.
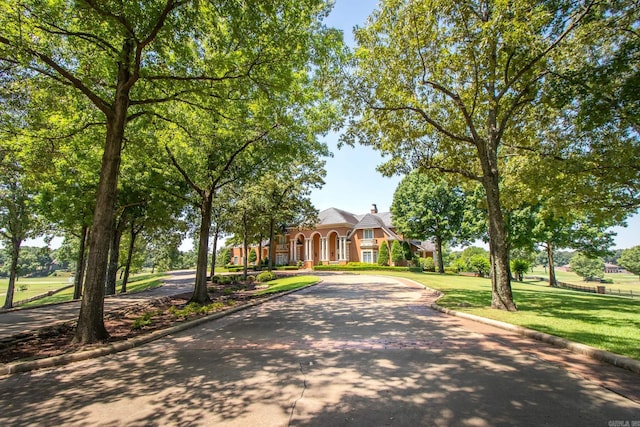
[357,271,640,361]
[255,275,319,295]
[0,275,73,307]
[529,266,640,294]
[17,273,168,308]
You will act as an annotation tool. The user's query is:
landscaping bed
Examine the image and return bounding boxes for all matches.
[0,277,317,365]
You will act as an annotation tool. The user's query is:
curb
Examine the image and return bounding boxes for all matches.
[394,276,640,375]
[0,281,321,377]
[429,302,640,375]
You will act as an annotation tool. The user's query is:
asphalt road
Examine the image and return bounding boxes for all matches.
[0,274,638,426]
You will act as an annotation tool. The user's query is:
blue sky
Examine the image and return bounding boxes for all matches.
[312,0,640,249]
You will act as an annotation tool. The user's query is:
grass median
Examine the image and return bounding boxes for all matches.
[357,271,640,361]
[255,276,319,295]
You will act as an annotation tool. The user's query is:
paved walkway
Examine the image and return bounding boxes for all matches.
[0,270,196,339]
[0,274,638,426]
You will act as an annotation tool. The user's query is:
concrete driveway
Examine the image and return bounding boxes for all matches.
[0,274,638,426]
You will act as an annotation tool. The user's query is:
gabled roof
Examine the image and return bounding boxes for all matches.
[351,213,400,240]
[317,207,360,226]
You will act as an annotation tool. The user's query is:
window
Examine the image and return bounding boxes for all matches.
[362,250,378,264]
[233,256,238,265]
[363,229,374,239]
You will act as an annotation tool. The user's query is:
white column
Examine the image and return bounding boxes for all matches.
[320,238,327,261]
[338,237,344,261]
[290,239,296,262]
[345,240,350,262]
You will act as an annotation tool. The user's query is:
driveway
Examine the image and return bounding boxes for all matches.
[0,274,638,426]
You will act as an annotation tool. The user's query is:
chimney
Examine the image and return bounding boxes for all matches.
[371,203,378,214]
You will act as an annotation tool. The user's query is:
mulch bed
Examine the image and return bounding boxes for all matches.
[0,283,268,365]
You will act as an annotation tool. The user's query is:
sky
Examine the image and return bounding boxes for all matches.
[309,0,640,250]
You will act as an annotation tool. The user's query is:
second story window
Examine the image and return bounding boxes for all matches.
[363,229,374,239]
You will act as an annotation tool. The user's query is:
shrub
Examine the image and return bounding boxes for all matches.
[248,248,257,264]
[469,254,490,276]
[256,271,277,283]
[313,262,415,272]
[391,240,404,265]
[378,241,390,266]
[510,259,530,281]
[246,275,256,283]
[419,257,436,272]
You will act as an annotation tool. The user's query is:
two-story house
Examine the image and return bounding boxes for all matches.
[229,204,435,268]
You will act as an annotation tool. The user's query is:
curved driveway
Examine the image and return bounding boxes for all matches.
[0,274,638,426]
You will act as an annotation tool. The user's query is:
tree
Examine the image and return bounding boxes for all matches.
[1,1,340,342]
[340,0,602,311]
[570,253,604,282]
[391,172,477,273]
[378,241,389,266]
[1,0,248,343]
[0,158,44,309]
[391,240,404,266]
[248,249,257,266]
[619,246,640,279]
[511,259,530,282]
[469,254,491,277]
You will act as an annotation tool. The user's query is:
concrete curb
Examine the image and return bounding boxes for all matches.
[396,277,640,375]
[429,303,640,375]
[0,281,321,377]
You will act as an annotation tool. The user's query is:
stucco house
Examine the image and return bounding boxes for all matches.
[229,204,435,268]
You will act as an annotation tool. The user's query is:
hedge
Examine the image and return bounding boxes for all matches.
[313,263,423,273]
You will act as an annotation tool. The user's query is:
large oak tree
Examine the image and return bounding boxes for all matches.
[339,0,598,311]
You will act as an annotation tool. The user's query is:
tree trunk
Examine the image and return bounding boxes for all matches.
[2,239,21,310]
[121,220,140,293]
[74,42,133,343]
[435,235,444,273]
[210,221,220,280]
[73,225,89,300]
[481,160,517,311]
[105,217,124,295]
[268,217,275,272]
[258,235,263,268]
[191,191,213,304]
[546,242,558,287]
[242,210,249,280]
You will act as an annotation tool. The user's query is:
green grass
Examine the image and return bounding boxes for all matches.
[354,270,640,360]
[18,273,168,308]
[529,266,640,293]
[0,276,73,307]
[255,275,319,295]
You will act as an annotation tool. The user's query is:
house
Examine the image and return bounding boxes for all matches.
[604,263,627,274]
[229,204,435,268]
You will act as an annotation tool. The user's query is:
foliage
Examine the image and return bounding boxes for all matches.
[619,246,640,278]
[511,259,531,282]
[570,253,605,281]
[313,262,421,272]
[391,172,479,272]
[377,241,390,266]
[216,249,232,267]
[390,240,404,265]
[256,271,277,283]
[248,249,257,265]
[468,255,491,277]
[419,257,436,272]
